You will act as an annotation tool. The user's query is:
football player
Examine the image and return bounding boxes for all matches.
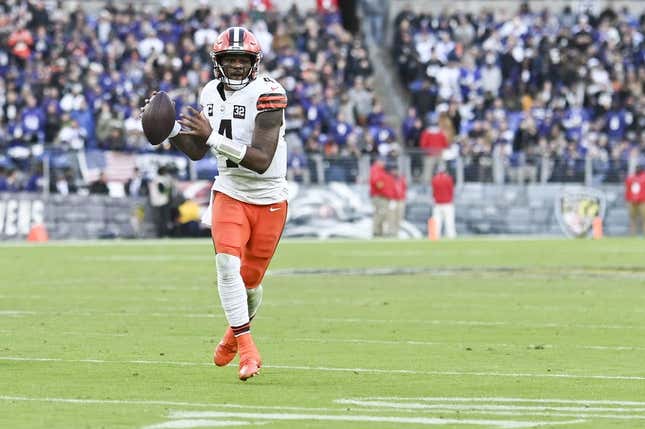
[149,27,288,381]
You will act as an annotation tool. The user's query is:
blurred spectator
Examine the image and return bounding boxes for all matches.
[123,108,147,150]
[5,168,24,192]
[419,115,449,182]
[347,77,373,126]
[95,104,120,147]
[55,116,87,150]
[387,156,407,237]
[361,0,389,45]
[625,165,645,236]
[511,116,539,183]
[369,157,388,237]
[43,102,62,144]
[8,26,33,65]
[148,165,176,237]
[50,169,78,195]
[24,163,44,192]
[0,167,8,191]
[317,0,339,14]
[175,198,202,237]
[431,165,456,239]
[252,20,274,57]
[125,167,149,197]
[287,144,310,183]
[88,171,109,195]
[20,93,44,145]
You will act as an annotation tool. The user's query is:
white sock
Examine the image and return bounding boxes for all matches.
[215,253,249,328]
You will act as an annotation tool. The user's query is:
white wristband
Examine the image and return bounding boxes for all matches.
[168,121,181,139]
[207,131,247,164]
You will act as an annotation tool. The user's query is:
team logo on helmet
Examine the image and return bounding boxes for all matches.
[210,27,262,90]
[554,187,606,238]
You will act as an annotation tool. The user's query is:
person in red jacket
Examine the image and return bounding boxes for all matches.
[431,165,456,239]
[370,157,389,237]
[625,165,645,236]
[8,27,33,64]
[387,159,407,237]
[419,115,449,183]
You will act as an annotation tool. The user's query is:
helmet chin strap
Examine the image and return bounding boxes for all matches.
[216,64,251,91]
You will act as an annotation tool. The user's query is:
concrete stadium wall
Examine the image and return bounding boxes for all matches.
[0,193,154,241]
[406,183,630,237]
[0,183,632,240]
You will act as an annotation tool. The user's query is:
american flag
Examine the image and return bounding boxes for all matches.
[78,150,137,183]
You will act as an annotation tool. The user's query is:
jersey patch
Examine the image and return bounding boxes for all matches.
[233,105,246,119]
[257,93,287,112]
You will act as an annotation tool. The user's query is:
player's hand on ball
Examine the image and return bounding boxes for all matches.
[178,106,212,139]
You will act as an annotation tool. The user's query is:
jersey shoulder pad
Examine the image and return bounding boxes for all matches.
[255,73,286,94]
[253,75,287,112]
[199,79,222,105]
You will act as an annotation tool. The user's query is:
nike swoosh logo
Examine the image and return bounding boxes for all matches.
[269,207,281,212]
[270,86,279,90]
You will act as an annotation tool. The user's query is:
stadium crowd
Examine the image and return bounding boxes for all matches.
[0,1,643,193]
[393,2,644,183]
[0,0,385,192]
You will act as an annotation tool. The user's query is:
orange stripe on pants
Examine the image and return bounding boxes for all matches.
[211,192,287,289]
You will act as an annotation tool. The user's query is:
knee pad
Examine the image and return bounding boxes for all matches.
[216,253,241,279]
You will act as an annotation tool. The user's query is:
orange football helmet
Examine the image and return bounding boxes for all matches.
[210,27,263,90]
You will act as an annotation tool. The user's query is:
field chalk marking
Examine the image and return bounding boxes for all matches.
[152,410,583,428]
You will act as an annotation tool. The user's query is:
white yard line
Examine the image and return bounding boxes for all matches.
[0,396,588,428]
[11,394,645,427]
[144,419,251,428]
[2,356,644,381]
[0,310,220,318]
[157,410,584,428]
[0,395,344,412]
[336,400,645,413]
[333,397,645,420]
[353,397,645,406]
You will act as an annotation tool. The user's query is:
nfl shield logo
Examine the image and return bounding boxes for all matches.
[554,187,606,238]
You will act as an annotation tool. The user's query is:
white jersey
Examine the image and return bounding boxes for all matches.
[199,73,288,205]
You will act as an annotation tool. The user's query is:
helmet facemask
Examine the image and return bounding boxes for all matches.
[211,52,262,91]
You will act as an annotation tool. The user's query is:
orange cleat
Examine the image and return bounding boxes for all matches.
[213,327,237,367]
[238,358,261,381]
[237,333,262,381]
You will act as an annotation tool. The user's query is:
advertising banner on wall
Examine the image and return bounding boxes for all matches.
[0,194,45,239]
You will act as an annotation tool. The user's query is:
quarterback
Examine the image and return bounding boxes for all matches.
[154,27,288,380]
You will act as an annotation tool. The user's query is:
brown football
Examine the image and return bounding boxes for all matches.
[142,91,176,145]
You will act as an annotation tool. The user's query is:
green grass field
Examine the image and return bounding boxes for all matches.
[1,238,645,428]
